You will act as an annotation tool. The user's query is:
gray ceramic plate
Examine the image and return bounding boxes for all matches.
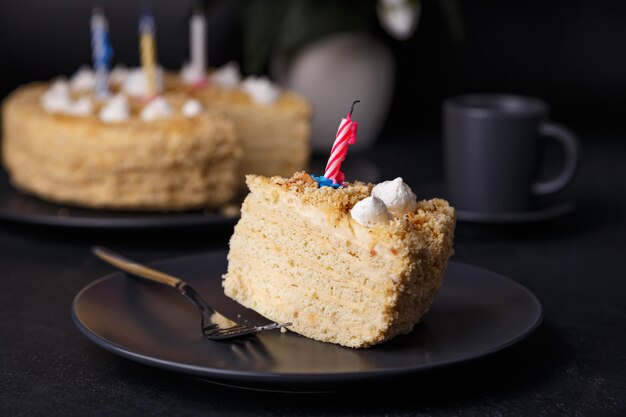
[72,251,543,391]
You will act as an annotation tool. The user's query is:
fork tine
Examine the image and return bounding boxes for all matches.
[204,325,259,338]
[204,322,292,340]
[203,323,247,335]
[205,327,272,340]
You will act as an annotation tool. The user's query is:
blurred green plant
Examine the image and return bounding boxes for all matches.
[237,0,463,74]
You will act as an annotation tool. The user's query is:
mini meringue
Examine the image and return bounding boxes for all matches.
[241,76,280,105]
[210,61,241,88]
[372,177,417,216]
[122,67,164,97]
[140,96,172,122]
[70,66,96,92]
[99,94,130,123]
[351,196,391,226]
[40,79,72,113]
[181,99,204,118]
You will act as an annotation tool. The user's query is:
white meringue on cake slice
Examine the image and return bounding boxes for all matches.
[372,177,418,217]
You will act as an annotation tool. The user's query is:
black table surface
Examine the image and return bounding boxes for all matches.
[1,133,625,416]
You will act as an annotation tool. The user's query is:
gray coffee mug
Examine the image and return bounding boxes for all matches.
[443,94,579,213]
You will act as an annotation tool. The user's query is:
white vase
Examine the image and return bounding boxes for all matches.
[271,32,396,154]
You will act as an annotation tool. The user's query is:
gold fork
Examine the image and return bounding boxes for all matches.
[91,246,291,340]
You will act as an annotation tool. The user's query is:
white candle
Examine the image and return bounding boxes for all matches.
[190,13,206,74]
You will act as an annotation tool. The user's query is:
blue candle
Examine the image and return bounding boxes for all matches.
[91,6,113,99]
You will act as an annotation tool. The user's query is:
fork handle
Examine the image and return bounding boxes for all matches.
[92,246,182,288]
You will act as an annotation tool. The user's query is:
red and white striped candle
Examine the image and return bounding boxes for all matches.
[323,100,360,185]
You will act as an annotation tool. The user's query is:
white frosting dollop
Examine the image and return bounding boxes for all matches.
[372,177,418,216]
[70,66,96,92]
[180,62,206,85]
[140,96,172,122]
[41,79,72,113]
[241,76,280,105]
[181,99,204,118]
[210,61,241,88]
[350,196,391,227]
[122,67,164,97]
[109,64,129,86]
[40,79,92,116]
[99,94,130,123]
[66,96,93,116]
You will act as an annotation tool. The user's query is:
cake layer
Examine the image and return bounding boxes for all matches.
[1,83,241,210]
[223,172,456,348]
[225,203,403,345]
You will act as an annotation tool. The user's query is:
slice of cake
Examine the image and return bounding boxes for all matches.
[223,172,456,348]
[2,81,240,211]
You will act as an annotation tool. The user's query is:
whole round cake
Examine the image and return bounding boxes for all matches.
[1,63,312,211]
[2,79,241,211]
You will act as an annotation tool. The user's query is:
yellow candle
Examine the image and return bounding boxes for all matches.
[139,14,157,97]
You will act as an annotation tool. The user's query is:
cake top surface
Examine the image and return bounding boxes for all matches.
[166,73,311,118]
[6,61,311,125]
[247,171,373,213]
[6,82,229,133]
[246,171,455,245]
[244,171,456,262]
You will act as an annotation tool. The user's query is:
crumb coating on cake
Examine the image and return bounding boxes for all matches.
[223,171,456,348]
[1,83,241,211]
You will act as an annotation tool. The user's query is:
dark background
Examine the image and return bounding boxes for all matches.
[1,0,625,135]
[1,2,626,415]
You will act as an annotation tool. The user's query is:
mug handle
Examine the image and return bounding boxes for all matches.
[532,122,580,196]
